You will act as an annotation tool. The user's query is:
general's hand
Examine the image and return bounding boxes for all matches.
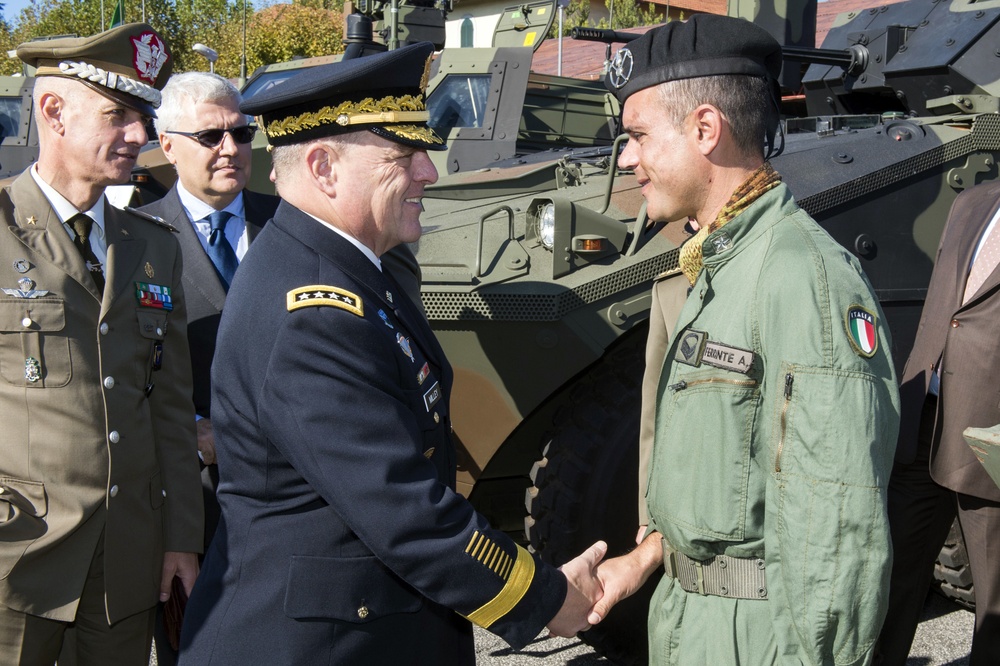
[160,551,200,601]
[196,418,216,465]
[546,540,607,637]
[588,532,663,625]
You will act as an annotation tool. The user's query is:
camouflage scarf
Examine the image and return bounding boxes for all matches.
[678,162,782,285]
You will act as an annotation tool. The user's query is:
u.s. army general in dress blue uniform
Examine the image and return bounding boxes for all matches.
[178,42,607,665]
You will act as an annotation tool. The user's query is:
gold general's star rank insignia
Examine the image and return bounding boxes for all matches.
[286,285,364,317]
[26,216,37,226]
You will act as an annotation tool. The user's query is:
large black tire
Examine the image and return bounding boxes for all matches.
[933,518,976,609]
[525,332,660,666]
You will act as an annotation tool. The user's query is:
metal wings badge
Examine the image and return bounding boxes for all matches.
[2,278,49,299]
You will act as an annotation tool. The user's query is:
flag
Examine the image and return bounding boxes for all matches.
[108,0,124,29]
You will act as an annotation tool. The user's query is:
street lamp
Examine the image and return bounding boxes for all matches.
[192,43,219,73]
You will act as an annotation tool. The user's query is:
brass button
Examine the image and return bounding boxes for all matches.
[951,319,960,328]
[357,606,369,619]
[433,412,440,424]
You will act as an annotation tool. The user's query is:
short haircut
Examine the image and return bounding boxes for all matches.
[154,71,247,135]
[271,131,371,184]
[657,75,775,160]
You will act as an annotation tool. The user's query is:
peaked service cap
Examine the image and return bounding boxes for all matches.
[18,23,172,117]
[605,14,782,104]
[241,41,445,151]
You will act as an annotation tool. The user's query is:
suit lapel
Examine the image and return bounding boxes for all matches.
[6,172,102,302]
[164,187,229,311]
[956,187,1000,309]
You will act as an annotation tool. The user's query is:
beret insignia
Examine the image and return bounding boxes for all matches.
[287,285,364,317]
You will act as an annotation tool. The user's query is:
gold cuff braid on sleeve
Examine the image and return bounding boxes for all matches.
[464,545,536,628]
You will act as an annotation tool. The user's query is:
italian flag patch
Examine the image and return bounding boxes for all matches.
[846,306,877,358]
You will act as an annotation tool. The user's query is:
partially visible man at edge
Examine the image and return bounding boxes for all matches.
[0,24,202,665]
[178,42,607,665]
[139,71,279,665]
[585,15,901,665]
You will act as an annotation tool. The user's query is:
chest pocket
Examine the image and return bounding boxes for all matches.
[134,309,168,388]
[0,298,71,388]
[648,368,760,542]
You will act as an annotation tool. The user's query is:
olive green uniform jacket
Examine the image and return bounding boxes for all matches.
[646,183,900,665]
[0,172,203,624]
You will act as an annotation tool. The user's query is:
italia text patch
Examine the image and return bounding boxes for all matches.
[286,285,363,317]
[846,306,877,358]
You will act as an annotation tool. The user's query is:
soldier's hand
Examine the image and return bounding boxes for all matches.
[196,418,217,465]
[160,551,200,601]
[546,540,607,637]
[588,532,663,625]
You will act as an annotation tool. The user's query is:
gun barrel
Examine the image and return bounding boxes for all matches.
[783,46,854,68]
[570,27,640,44]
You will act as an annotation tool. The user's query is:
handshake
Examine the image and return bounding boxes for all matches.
[545,531,664,637]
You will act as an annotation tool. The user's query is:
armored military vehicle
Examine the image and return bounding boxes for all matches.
[407,0,999,661]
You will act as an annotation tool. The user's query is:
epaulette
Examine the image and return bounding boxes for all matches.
[287,285,364,317]
[653,266,683,283]
[124,207,179,232]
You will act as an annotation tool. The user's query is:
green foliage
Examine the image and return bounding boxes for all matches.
[548,0,662,38]
[0,0,346,76]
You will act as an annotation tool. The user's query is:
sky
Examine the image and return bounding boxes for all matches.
[3,0,34,24]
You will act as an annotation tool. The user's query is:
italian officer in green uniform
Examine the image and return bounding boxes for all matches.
[0,25,203,665]
[586,16,901,665]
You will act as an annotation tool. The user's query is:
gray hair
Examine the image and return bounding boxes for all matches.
[271,131,372,184]
[154,71,247,135]
[657,75,774,160]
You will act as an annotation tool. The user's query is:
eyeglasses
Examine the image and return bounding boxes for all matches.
[165,125,257,148]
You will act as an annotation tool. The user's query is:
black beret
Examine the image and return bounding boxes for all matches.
[241,41,445,151]
[18,23,172,117]
[606,14,782,104]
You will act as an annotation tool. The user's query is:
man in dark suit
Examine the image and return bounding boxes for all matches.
[178,42,607,665]
[139,72,279,664]
[0,25,203,664]
[877,180,1000,665]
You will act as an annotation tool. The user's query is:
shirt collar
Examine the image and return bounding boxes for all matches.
[305,212,383,271]
[30,164,107,231]
[176,180,245,222]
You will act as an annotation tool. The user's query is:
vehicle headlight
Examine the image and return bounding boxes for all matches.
[538,203,556,249]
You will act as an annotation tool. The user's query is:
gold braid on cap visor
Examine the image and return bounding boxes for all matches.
[263,93,443,145]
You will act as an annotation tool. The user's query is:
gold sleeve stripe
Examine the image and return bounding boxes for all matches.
[495,553,512,578]
[486,545,501,570]
[499,556,514,579]
[465,545,536,629]
[471,534,487,559]
[465,531,480,554]
[482,542,497,565]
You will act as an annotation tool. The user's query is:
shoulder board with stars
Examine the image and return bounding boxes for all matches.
[287,285,363,317]
[123,207,179,233]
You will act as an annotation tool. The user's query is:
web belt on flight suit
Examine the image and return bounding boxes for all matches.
[662,539,768,600]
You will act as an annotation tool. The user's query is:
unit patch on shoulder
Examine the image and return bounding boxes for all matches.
[846,305,878,358]
[286,285,363,317]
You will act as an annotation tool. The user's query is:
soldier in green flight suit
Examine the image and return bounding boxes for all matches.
[587,15,901,665]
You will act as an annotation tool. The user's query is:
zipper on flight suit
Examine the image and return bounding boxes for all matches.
[774,372,794,472]
[667,377,758,392]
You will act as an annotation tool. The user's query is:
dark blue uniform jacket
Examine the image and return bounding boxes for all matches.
[178,202,565,665]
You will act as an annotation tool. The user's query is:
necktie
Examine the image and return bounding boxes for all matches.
[963,223,1000,304]
[69,213,105,293]
[206,210,239,291]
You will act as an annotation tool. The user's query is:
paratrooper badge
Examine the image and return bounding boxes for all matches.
[397,333,414,362]
[846,305,878,358]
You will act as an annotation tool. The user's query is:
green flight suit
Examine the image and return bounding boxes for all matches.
[646,183,900,665]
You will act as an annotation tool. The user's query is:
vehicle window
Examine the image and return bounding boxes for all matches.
[427,74,492,135]
[241,71,302,99]
[0,96,22,142]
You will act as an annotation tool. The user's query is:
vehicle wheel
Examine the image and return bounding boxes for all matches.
[525,332,660,666]
[932,518,976,610]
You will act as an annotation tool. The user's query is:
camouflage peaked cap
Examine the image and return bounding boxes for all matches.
[18,23,172,117]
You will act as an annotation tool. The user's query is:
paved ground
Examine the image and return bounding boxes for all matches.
[474,592,975,665]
